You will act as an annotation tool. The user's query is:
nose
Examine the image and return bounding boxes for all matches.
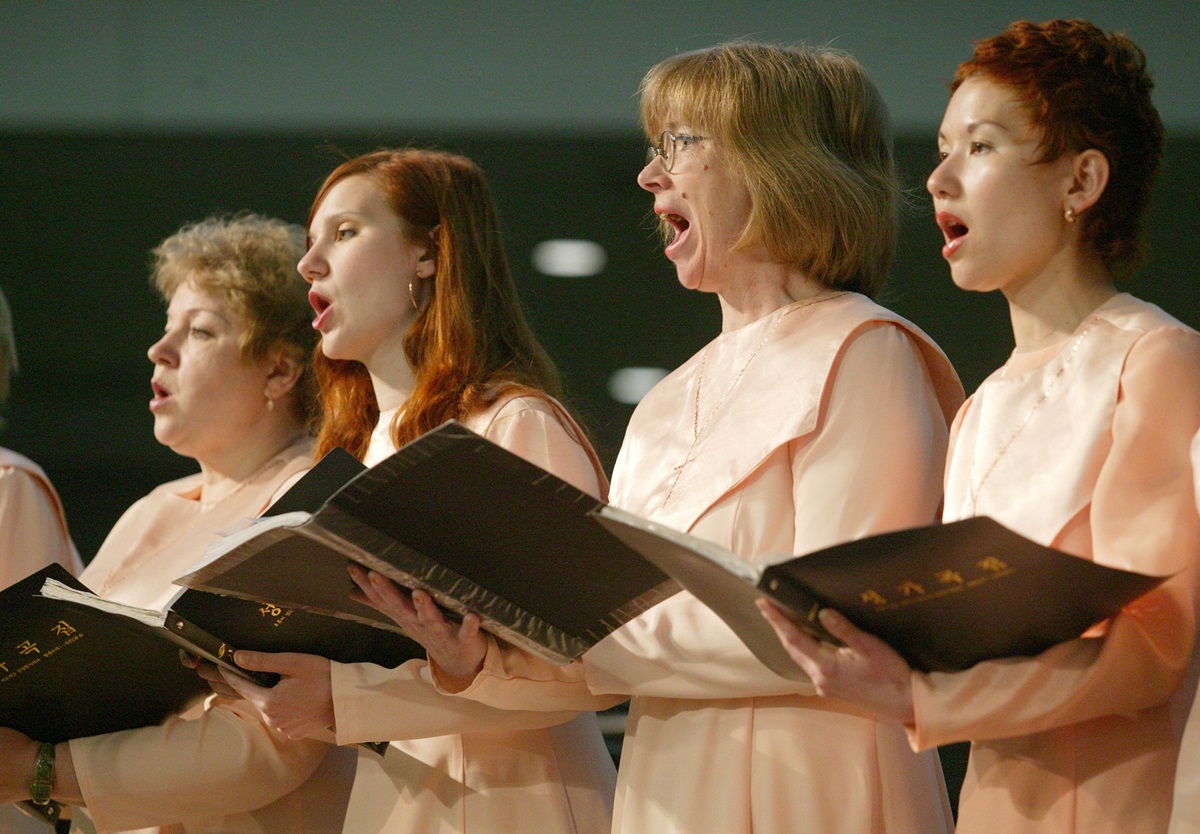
[297,245,325,284]
[147,330,178,366]
[926,154,958,199]
[637,156,668,192]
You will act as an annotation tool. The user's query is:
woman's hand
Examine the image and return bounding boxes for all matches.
[218,652,335,740]
[0,728,39,803]
[757,600,916,724]
[349,564,487,690]
[180,651,240,698]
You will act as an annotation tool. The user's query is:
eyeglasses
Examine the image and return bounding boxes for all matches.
[645,130,706,173]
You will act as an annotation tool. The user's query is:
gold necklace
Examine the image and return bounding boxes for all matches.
[660,291,846,509]
[968,318,1098,512]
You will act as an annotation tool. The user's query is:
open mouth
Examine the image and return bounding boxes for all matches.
[657,211,690,246]
[308,290,333,330]
[149,379,171,411]
[935,211,969,244]
[308,290,331,316]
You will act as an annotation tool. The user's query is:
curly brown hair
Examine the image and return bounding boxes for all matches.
[151,213,320,432]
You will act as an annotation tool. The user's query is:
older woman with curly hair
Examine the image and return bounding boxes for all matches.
[0,214,354,833]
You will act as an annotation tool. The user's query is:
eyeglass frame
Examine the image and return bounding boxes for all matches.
[645,130,707,173]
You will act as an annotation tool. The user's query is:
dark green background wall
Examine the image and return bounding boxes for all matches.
[0,127,1196,821]
[2,131,1196,559]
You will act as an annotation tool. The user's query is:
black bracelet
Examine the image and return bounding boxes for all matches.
[30,741,55,805]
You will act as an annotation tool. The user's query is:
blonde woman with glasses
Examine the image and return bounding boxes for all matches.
[358,42,964,834]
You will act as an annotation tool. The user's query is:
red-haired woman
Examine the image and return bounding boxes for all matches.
[760,19,1200,834]
[220,149,617,834]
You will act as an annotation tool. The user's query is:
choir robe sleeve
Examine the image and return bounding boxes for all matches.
[332,658,606,744]
[909,327,1200,750]
[69,697,331,831]
[0,465,79,586]
[332,396,624,742]
[446,324,952,705]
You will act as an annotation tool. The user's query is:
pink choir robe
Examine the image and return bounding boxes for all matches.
[1167,430,1200,834]
[0,448,83,834]
[328,393,617,834]
[910,294,1200,833]
[443,293,965,834]
[0,447,82,587]
[67,437,359,834]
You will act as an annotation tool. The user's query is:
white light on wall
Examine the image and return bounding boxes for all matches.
[531,239,607,277]
[607,367,669,405]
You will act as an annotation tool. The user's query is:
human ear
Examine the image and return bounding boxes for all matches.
[262,346,304,401]
[1066,149,1110,215]
[414,227,439,280]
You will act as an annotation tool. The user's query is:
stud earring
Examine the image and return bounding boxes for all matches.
[1064,207,1077,223]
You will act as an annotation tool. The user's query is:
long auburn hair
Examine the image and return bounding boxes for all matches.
[310,149,581,460]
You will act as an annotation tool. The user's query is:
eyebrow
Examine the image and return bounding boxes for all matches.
[308,210,366,237]
[309,210,364,230]
[171,306,231,324]
[317,209,365,224]
[937,119,1011,144]
[965,119,1008,133]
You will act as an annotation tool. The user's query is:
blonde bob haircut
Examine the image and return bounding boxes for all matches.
[640,41,898,298]
[150,213,320,430]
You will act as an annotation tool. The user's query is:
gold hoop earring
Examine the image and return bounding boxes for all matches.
[1064,207,1077,223]
[409,279,419,311]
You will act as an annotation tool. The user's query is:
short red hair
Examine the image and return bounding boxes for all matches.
[953,19,1164,277]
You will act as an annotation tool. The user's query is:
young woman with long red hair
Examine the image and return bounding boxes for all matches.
[222,148,617,834]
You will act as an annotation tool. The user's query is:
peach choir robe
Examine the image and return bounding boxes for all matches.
[0,447,82,587]
[1167,429,1200,834]
[0,448,83,834]
[67,437,360,834]
[445,293,965,834]
[329,393,617,834]
[909,294,1200,834]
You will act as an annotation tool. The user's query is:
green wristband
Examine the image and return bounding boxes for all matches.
[30,742,55,805]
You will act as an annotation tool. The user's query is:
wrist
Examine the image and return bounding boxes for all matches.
[7,736,40,802]
[30,741,55,804]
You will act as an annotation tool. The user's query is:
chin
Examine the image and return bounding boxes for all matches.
[319,331,369,364]
[318,339,352,363]
[151,420,174,447]
[675,268,706,292]
[948,267,990,294]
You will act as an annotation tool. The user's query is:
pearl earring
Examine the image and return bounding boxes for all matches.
[1064,207,1077,223]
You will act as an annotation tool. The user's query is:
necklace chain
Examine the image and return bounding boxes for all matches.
[661,291,846,509]
[968,318,1097,512]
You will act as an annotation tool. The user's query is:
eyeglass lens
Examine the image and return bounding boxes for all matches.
[645,131,674,171]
